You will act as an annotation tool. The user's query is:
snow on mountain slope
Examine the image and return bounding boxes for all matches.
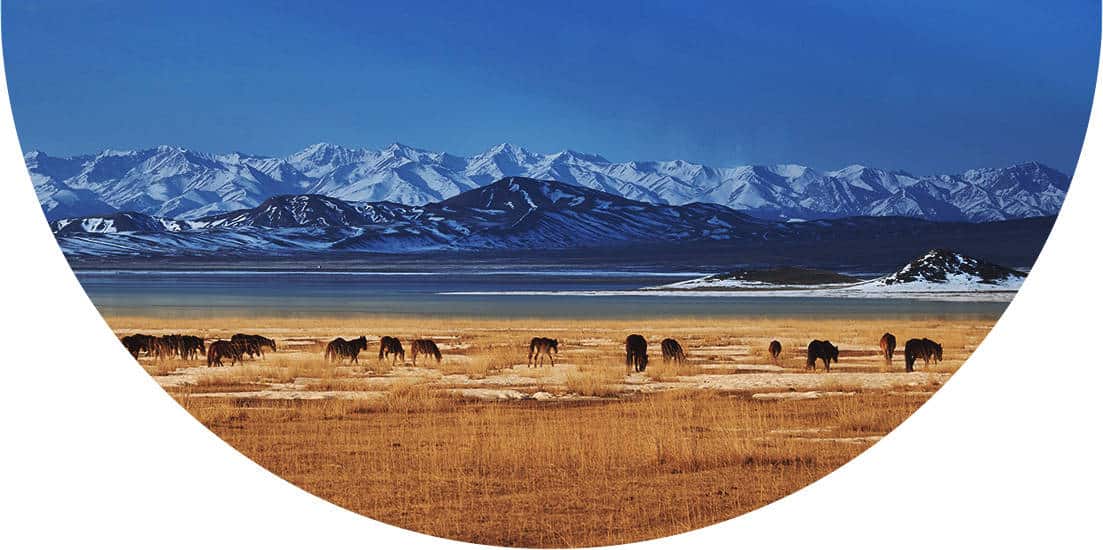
[26,143,1071,223]
[655,249,1026,296]
[865,249,1027,290]
[49,178,775,256]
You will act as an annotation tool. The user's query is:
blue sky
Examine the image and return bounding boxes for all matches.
[3,1,1098,174]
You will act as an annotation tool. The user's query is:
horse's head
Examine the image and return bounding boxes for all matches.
[935,343,943,362]
[830,343,839,361]
[550,339,559,353]
[357,336,368,350]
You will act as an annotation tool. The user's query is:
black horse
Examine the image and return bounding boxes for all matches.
[232,333,276,358]
[904,338,943,372]
[379,336,405,365]
[207,340,244,368]
[625,334,648,373]
[660,338,686,365]
[180,335,206,360]
[325,336,368,363]
[120,334,157,358]
[806,340,840,372]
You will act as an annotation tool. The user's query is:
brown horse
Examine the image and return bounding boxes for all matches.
[768,340,782,364]
[625,334,648,373]
[660,338,686,365]
[232,334,276,358]
[904,338,943,373]
[528,337,558,367]
[379,336,405,365]
[880,332,897,363]
[410,339,442,366]
[806,340,839,372]
[325,336,368,363]
[206,340,243,368]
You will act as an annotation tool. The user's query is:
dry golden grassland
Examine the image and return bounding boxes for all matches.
[112,314,994,547]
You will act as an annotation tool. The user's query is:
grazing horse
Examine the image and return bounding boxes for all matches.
[176,335,204,360]
[660,338,686,365]
[325,336,368,364]
[904,338,943,373]
[206,340,243,368]
[625,334,648,373]
[528,337,558,367]
[768,340,782,364]
[806,340,840,372]
[151,334,184,360]
[410,339,442,366]
[880,332,897,363]
[232,334,276,358]
[121,334,156,358]
[378,336,405,365]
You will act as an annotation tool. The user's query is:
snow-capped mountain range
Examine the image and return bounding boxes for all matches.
[49,177,1055,263]
[50,178,767,256]
[27,142,1070,222]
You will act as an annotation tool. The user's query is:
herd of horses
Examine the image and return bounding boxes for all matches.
[122,330,943,374]
[323,336,442,366]
[769,332,942,373]
[120,333,275,367]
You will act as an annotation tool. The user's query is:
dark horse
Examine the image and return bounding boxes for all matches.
[410,339,442,366]
[232,333,276,358]
[325,336,368,364]
[181,335,205,360]
[880,332,897,363]
[625,334,648,373]
[120,334,157,358]
[904,338,943,373]
[154,334,183,359]
[660,338,686,365]
[806,340,840,372]
[768,340,782,364]
[206,340,244,368]
[379,336,405,365]
[528,337,558,367]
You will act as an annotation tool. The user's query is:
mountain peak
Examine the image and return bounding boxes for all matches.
[880,249,1026,287]
[551,149,610,164]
